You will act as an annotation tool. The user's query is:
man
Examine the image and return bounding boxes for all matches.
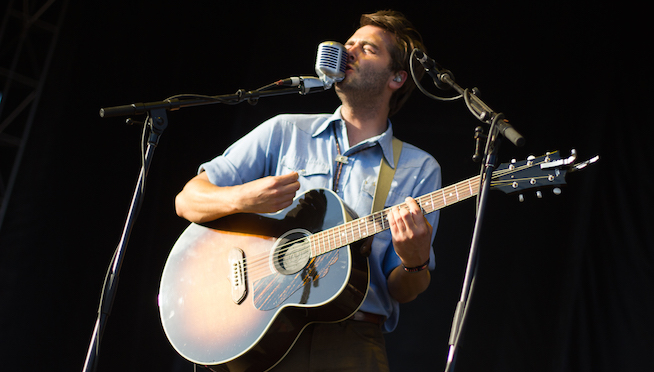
[175,10,441,371]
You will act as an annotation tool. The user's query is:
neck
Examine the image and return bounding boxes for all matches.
[340,104,389,147]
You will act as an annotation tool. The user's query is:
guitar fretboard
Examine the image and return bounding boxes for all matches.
[309,175,481,257]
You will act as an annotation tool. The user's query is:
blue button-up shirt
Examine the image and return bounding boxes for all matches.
[200,107,441,332]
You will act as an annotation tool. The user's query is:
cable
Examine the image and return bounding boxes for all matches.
[409,49,462,102]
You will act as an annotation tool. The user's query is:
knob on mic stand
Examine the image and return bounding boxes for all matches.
[472,126,486,163]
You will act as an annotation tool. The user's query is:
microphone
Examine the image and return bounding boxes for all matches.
[274,41,347,94]
[414,49,453,90]
[315,41,347,89]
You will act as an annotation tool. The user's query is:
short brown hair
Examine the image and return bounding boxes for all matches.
[360,10,426,116]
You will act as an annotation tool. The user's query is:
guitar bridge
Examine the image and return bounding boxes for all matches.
[228,248,247,304]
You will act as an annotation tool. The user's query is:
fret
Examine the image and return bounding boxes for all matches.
[418,196,426,214]
[311,235,317,257]
[445,186,455,204]
[321,231,326,255]
[341,226,346,246]
[320,231,325,254]
[346,222,354,243]
[338,225,344,247]
[329,230,333,252]
[312,233,318,256]
[312,233,318,257]
[327,230,334,252]
[345,225,351,243]
[357,220,362,241]
[314,233,325,256]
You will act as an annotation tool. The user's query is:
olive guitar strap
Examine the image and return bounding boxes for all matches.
[371,137,403,213]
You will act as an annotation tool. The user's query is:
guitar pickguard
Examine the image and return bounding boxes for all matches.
[253,249,341,311]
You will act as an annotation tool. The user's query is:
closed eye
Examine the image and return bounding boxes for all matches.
[345,40,379,55]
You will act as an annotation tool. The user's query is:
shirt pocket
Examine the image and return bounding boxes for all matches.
[280,155,330,188]
[354,175,377,213]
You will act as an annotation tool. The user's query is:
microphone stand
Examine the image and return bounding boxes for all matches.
[98,79,325,118]
[444,116,501,372]
[82,78,325,372]
[426,66,525,372]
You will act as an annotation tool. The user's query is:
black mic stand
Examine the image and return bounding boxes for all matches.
[422,61,525,372]
[82,79,324,372]
[444,114,503,372]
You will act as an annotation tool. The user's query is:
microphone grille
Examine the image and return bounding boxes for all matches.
[315,41,347,88]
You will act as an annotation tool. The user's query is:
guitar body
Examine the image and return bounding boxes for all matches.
[159,189,370,371]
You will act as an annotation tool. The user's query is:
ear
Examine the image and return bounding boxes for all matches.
[389,70,408,90]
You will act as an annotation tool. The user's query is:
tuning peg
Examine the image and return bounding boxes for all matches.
[527,155,535,166]
[518,194,525,203]
[553,188,562,195]
[536,191,543,199]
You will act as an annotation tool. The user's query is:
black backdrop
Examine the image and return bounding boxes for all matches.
[1,1,651,371]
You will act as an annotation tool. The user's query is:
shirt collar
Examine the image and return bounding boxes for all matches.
[313,106,398,169]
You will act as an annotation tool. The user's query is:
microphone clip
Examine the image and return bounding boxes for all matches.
[298,76,326,95]
[274,76,326,95]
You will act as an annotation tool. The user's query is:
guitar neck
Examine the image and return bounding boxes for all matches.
[309,175,481,257]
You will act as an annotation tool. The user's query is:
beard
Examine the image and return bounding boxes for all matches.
[335,64,392,109]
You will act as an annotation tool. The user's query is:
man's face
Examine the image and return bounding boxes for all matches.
[336,25,396,97]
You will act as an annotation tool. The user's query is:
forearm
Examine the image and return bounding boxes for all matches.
[175,173,240,223]
[387,264,431,303]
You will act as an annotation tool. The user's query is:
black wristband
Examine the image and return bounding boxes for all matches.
[402,258,430,272]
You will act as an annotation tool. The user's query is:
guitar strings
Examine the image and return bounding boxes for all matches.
[237,158,553,280]
[240,162,547,279]
[243,179,544,280]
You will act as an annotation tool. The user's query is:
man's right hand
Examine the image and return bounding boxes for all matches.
[234,172,301,214]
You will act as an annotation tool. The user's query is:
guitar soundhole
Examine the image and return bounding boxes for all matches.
[272,229,312,275]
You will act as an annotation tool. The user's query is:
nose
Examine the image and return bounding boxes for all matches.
[345,45,357,61]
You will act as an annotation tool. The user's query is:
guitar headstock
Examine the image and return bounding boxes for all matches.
[491,150,599,200]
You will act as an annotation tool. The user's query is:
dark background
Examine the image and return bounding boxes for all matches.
[1,1,651,371]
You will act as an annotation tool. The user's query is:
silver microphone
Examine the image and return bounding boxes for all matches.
[315,41,347,89]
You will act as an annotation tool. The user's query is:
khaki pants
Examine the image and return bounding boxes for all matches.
[270,319,390,372]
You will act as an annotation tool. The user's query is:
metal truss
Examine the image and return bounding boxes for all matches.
[0,0,68,231]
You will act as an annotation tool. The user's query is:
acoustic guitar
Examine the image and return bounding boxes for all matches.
[158,151,592,371]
